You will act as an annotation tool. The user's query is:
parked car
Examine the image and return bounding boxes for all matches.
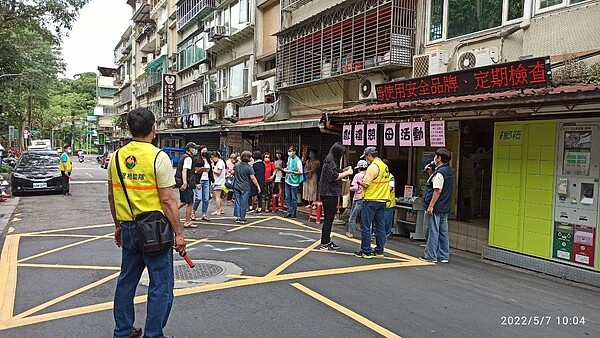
[10,150,63,196]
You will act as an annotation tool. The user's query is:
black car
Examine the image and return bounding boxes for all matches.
[11,150,63,195]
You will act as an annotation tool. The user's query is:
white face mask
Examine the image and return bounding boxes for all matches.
[287,151,293,157]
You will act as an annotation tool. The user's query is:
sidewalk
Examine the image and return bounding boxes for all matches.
[0,196,19,234]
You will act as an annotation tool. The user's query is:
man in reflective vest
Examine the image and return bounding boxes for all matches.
[59,144,72,196]
[355,147,391,259]
[420,148,453,264]
[108,108,186,338]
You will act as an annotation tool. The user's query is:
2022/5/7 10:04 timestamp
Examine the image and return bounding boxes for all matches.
[501,316,586,326]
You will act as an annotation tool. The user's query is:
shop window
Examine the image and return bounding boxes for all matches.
[428,0,525,42]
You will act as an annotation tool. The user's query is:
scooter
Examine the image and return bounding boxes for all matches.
[78,155,85,163]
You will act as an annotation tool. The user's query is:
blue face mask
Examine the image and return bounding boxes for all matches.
[193,149,198,156]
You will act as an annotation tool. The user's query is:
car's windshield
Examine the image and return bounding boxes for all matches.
[18,153,59,167]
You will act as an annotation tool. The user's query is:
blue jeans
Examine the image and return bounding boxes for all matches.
[234,189,250,220]
[424,213,449,261]
[348,199,363,233]
[284,183,298,215]
[113,221,174,338]
[385,207,394,239]
[360,201,386,254]
[193,180,210,215]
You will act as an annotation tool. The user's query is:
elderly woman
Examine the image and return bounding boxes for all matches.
[233,151,261,224]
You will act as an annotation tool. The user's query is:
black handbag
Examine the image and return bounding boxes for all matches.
[115,150,174,255]
[224,175,235,189]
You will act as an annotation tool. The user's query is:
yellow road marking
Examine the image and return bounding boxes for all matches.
[21,234,114,239]
[185,238,209,249]
[329,232,420,261]
[20,223,114,236]
[226,275,258,279]
[14,272,120,319]
[0,235,19,320]
[7,227,14,234]
[17,233,112,263]
[291,283,401,338]
[227,217,274,233]
[11,217,21,222]
[272,215,305,226]
[17,263,120,271]
[207,239,308,251]
[14,213,22,217]
[266,240,321,277]
[189,220,320,234]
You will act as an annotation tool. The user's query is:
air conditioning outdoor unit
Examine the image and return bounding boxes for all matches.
[208,107,221,122]
[209,25,227,41]
[192,69,202,82]
[412,51,448,78]
[263,76,275,95]
[224,102,238,121]
[457,47,499,70]
[358,75,388,101]
[199,63,210,74]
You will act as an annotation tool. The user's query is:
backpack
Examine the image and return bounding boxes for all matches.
[174,154,194,188]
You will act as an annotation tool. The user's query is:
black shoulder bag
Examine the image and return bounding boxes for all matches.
[115,150,174,255]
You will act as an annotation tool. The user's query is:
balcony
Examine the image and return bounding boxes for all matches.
[118,85,132,105]
[135,79,149,97]
[147,72,163,90]
[132,1,153,23]
[176,0,217,32]
[276,0,416,90]
[150,0,167,19]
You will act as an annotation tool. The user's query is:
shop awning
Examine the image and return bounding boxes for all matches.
[156,115,321,135]
[326,84,600,123]
[236,116,264,125]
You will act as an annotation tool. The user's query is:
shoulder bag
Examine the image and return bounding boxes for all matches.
[115,150,174,255]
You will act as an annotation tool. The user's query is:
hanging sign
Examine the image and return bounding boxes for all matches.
[162,74,177,117]
[342,125,352,146]
[399,122,412,147]
[412,122,426,147]
[354,124,365,146]
[366,124,377,146]
[429,120,446,147]
[375,56,551,103]
[383,123,396,146]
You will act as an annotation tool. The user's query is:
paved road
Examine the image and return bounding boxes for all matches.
[0,161,599,337]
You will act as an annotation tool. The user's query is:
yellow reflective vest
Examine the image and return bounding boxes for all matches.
[59,152,72,172]
[109,141,163,221]
[387,174,396,208]
[363,158,391,202]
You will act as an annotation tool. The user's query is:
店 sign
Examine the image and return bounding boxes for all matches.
[162,74,176,117]
[375,56,551,103]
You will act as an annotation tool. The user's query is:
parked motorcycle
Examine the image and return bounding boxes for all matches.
[78,156,85,163]
[96,155,103,164]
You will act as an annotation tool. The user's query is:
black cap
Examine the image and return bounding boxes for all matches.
[360,146,378,159]
[185,142,198,150]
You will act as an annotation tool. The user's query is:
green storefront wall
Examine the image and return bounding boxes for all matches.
[489,120,557,259]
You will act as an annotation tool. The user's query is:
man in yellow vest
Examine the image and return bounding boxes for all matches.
[107,108,186,338]
[59,144,72,196]
[355,147,391,259]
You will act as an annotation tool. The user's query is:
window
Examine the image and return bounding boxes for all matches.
[537,0,591,12]
[428,0,525,42]
[229,61,249,98]
[230,0,250,33]
[177,34,206,71]
[205,68,228,103]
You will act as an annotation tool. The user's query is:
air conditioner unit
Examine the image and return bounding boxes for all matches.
[358,75,388,101]
[251,80,264,104]
[224,102,238,121]
[412,51,448,78]
[209,25,227,41]
[263,76,275,95]
[199,63,210,74]
[208,107,221,122]
[193,69,203,82]
[457,47,499,70]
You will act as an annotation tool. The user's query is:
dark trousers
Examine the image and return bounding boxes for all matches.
[61,171,70,194]
[320,195,338,244]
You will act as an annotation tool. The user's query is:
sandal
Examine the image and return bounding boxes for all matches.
[190,212,196,221]
[201,216,211,221]
[210,211,220,215]
[345,232,354,238]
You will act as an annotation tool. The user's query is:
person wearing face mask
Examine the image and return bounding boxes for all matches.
[176,142,199,227]
[263,152,277,211]
[225,153,238,203]
[274,150,285,200]
[282,146,303,218]
[192,146,211,221]
[302,149,321,207]
[59,144,73,196]
[210,151,226,215]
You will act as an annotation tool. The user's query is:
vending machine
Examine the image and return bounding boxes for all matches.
[553,121,600,269]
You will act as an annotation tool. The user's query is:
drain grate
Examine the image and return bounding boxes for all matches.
[139,260,243,289]
[185,229,227,239]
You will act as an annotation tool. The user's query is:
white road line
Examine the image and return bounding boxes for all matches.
[70,181,107,184]
[85,173,93,178]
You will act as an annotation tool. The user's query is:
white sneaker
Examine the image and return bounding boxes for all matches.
[440,259,449,263]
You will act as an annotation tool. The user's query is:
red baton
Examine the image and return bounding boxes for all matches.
[181,252,195,268]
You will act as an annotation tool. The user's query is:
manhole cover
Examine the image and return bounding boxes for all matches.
[185,229,227,239]
[139,260,243,289]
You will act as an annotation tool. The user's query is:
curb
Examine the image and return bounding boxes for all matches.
[0,196,19,234]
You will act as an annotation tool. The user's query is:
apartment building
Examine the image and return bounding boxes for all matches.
[95,67,119,152]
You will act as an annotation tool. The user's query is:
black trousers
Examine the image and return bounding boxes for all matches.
[320,195,338,244]
[61,171,70,194]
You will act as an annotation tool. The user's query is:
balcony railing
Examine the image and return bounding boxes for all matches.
[147,72,163,89]
[176,0,217,31]
[135,80,149,97]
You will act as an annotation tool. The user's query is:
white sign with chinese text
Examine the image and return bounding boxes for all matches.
[366,124,377,146]
[342,125,352,146]
[383,123,396,146]
[412,122,426,147]
[429,120,446,147]
[399,122,412,146]
[353,124,365,146]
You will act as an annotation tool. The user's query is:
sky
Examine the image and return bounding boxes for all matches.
[61,0,133,78]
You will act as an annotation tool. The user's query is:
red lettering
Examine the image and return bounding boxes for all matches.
[405,82,418,97]
[394,83,406,99]
[529,61,547,84]
[418,80,430,96]
[491,66,509,88]
[509,64,528,86]
[430,77,444,94]
[443,75,458,93]
[376,86,386,101]
[385,85,397,100]
[474,71,491,89]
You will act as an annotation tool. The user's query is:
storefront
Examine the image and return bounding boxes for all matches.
[325,56,600,281]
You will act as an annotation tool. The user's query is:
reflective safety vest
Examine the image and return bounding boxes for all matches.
[109,141,163,221]
[363,158,391,202]
[59,152,72,172]
[386,174,396,208]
